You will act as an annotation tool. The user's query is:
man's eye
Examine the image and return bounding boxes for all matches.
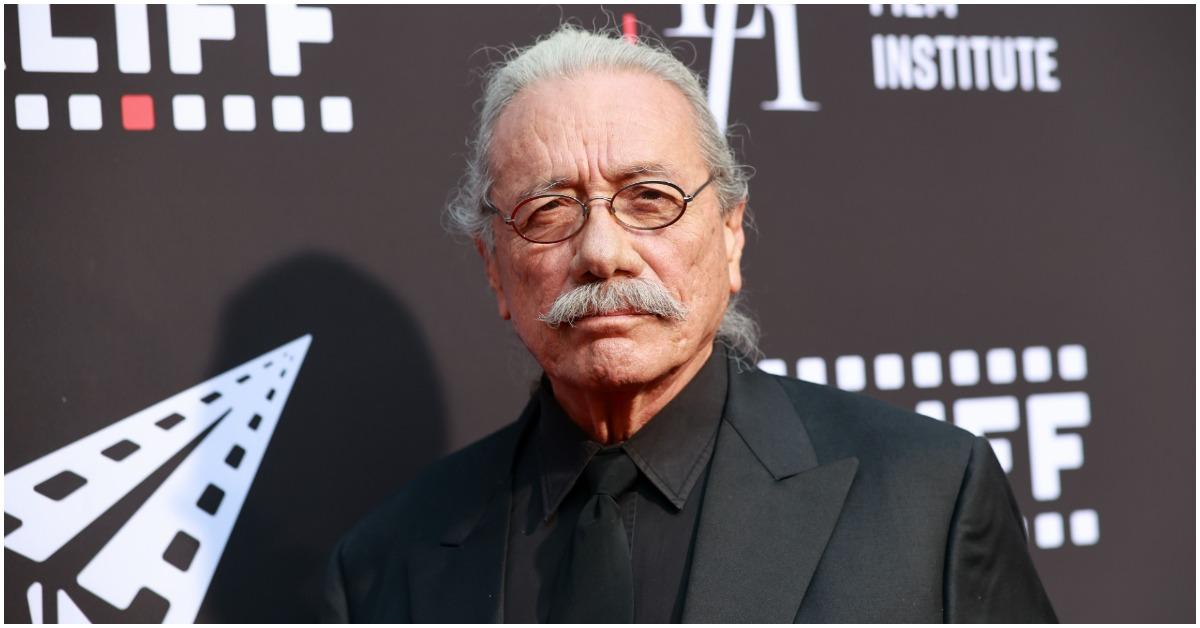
[526,199,571,220]
[520,198,574,230]
[621,185,681,211]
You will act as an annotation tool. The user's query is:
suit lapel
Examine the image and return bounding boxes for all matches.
[407,488,511,622]
[682,365,859,623]
[408,397,538,623]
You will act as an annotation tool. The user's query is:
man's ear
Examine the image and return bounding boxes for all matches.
[723,200,747,294]
[475,237,511,320]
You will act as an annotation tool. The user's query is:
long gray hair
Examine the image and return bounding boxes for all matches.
[445,23,761,363]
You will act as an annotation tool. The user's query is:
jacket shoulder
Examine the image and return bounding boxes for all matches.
[333,419,522,571]
[764,371,977,466]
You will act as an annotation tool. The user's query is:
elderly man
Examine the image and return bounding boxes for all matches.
[320,26,1056,623]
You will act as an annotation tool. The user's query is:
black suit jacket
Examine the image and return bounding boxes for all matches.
[320,362,1057,623]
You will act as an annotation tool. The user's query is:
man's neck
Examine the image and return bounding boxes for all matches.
[547,344,716,445]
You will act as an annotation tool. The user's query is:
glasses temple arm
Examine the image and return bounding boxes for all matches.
[685,174,716,202]
[482,198,514,224]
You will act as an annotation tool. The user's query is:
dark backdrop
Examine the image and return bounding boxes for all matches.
[5,4,1195,623]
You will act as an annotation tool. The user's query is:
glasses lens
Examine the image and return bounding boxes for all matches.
[613,182,687,229]
[513,195,584,242]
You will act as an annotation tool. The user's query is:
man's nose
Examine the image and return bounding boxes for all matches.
[569,198,646,281]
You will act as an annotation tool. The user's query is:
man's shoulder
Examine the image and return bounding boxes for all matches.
[757,369,978,466]
[334,419,524,565]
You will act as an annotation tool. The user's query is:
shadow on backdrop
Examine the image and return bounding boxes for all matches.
[199,251,447,623]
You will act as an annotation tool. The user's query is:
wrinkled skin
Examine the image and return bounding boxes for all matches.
[478,69,746,443]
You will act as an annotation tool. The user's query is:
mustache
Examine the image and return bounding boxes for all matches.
[537,278,690,328]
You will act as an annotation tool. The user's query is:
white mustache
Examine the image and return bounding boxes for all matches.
[537,278,690,328]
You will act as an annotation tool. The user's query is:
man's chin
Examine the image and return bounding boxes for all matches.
[549,335,677,389]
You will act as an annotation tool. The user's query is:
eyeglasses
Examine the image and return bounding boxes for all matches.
[484,175,715,244]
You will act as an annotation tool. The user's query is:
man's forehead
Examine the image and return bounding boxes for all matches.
[487,70,701,194]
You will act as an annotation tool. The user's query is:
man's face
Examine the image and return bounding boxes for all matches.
[480,70,746,391]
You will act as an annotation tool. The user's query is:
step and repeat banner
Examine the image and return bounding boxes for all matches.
[4,4,1194,623]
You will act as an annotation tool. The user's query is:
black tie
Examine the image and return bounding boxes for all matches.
[549,448,639,623]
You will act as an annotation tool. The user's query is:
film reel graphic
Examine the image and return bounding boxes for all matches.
[5,335,312,623]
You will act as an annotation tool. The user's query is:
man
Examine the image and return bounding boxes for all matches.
[321,25,1057,623]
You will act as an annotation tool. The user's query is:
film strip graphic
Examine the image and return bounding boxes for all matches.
[759,343,1097,551]
[5,335,311,623]
[13,93,353,133]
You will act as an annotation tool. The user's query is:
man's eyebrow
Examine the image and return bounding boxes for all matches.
[513,177,571,202]
[614,162,675,180]
[511,163,678,201]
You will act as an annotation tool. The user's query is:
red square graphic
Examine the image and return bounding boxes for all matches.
[121,94,155,131]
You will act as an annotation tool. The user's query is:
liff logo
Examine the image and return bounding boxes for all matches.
[4,336,311,623]
[12,4,351,133]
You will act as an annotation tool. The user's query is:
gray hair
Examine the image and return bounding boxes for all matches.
[446,23,761,363]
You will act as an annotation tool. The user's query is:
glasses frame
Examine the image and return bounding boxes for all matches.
[484,175,715,244]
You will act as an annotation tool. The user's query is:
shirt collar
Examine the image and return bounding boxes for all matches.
[535,344,728,520]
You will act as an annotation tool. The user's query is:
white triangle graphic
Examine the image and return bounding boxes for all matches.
[56,590,91,624]
[5,335,312,623]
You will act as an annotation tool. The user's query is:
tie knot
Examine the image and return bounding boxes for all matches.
[584,449,638,497]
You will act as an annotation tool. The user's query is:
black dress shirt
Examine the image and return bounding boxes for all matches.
[503,346,728,623]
